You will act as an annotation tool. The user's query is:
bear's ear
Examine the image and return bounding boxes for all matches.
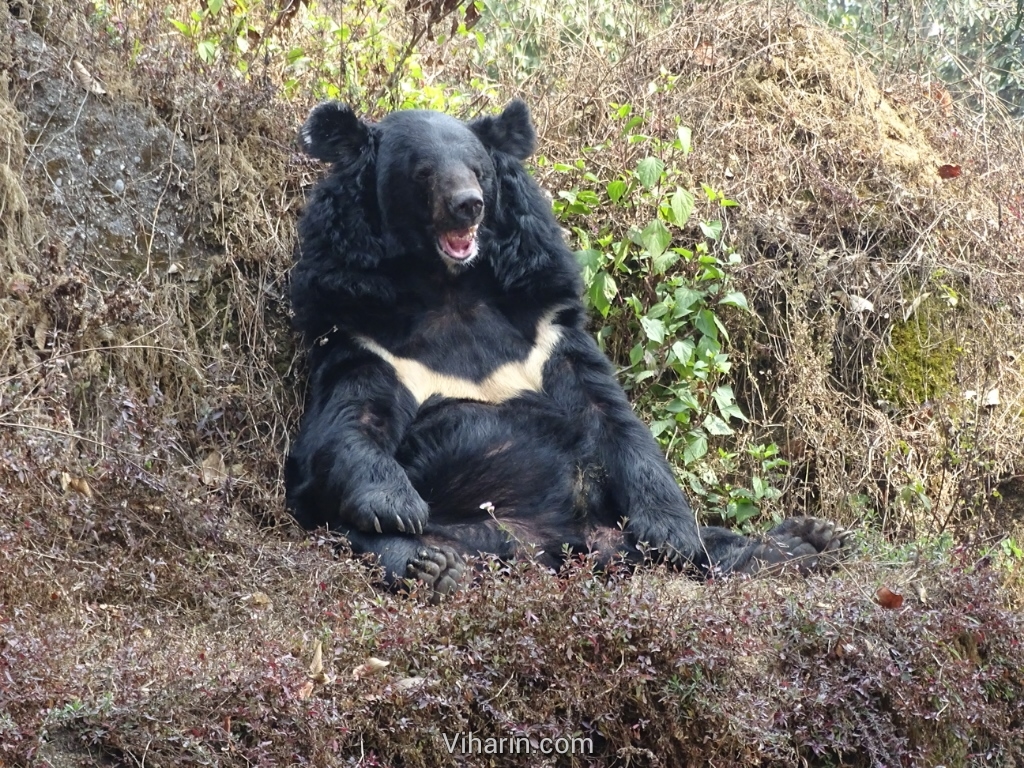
[298,102,375,163]
[469,99,537,160]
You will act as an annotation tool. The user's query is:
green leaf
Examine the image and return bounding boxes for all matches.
[713,313,730,342]
[652,249,680,275]
[629,343,645,367]
[700,220,723,241]
[671,339,694,366]
[683,432,709,464]
[197,39,217,63]
[640,317,666,344]
[577,249,598,280]
[207,0,224,14]
[650,419,674,439]
[711,384,737,411]
[677,125,693,154]
[667,390,699,413]
[693,309,719,341]
[647,301,669,320]
[636,157,665,190]
[703,413,734,436]
[590,272,617,317]
[673,287,703,315]
[718,402,747,421]
[170,18,192,35]
[667,187,695,228]
[606,179,627,203]
[752,476,767,498]
[640,219,671,261]
[726,499,759,524]
[704,415,737,438]
[719,291,749,311]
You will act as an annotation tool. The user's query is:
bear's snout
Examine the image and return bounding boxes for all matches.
[448,188,484,227]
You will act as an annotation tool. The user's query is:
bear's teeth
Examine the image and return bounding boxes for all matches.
[439,226,478,261]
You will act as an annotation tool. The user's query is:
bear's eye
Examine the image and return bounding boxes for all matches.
[413,166,433,183]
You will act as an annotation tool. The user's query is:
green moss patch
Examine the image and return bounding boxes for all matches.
[877,292,961,408]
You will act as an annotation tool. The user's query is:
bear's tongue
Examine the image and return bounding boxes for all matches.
[438,226,478,261]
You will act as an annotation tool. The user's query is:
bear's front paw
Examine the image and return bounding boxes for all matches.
[407,546,466,603]
[344,484,430,535]
[761,516,850,573]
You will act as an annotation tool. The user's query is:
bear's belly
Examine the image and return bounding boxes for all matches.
[396,397,599,526]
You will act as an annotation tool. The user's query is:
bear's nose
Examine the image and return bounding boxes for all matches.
[450,189,484,224]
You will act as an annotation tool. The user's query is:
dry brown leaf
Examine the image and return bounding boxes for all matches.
[876,586,904,609]
[200,451,227,486]
[60,472,93,498]
[248,591,273,610]
[308,641,323,677]
[931,85,953,115]
[72,60,107,95]
[693,41,720,68]
[68,476,93,498]
[34,321,48,351]
[352,656,390,679]
[296,680,315,700]
[937,164,962,179]
[395,676,428,691]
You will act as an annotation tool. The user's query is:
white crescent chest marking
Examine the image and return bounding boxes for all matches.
[355,308,564,406]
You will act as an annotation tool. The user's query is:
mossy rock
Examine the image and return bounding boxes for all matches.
[876,292,961,408]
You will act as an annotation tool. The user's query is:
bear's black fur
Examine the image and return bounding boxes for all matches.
[286,100,847,597]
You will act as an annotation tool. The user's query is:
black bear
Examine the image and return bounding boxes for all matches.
[286,99,847,598]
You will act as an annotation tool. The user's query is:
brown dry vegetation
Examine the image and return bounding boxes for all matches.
[1,0,1023,765]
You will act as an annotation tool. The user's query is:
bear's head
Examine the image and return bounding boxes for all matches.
[299,100,536,269]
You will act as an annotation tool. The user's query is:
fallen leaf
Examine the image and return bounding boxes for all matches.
[848,295,875,313]
[296,680,315,700]
[929,84,953,115]
[914,583,928,604]
[983,388,999,407]
[34,321,49,351]
[876,586,904,609]
[937,164,961,179]
[352,656,390,679]
[308,641,323,677]
[72,60,107,95]
[200,451,227,486]
[693,41,719,68]
[395,676,428,691]
[69,476,93,498]
[60,472,93,498]
[248,591,273,610]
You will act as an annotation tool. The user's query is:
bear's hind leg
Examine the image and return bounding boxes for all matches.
[697,518,850,576]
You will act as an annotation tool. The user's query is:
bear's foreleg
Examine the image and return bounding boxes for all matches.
[286,350,430,536]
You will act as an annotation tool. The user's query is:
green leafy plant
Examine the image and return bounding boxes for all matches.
[550,104,783,525]
[169,0,258,68]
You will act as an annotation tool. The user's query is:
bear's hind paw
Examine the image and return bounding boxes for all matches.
[407,546,466,604]
[759,516,851,573]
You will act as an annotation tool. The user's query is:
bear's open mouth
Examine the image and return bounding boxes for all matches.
[437,225,479,262]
